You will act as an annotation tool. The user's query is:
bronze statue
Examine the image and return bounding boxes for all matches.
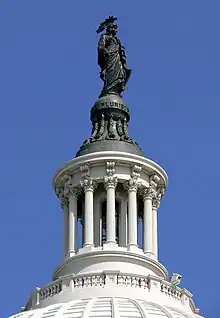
[96,16,132,97]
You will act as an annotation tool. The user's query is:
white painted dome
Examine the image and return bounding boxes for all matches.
[10,297,198,318]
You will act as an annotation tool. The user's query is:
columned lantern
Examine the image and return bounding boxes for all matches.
[10,16,204,318]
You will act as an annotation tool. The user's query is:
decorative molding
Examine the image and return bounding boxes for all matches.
[64,179,80,199]
[55,185,68,208]
[124,164,142,192]
[55,185,64,198]
[80,164,90,179]
[132,165,142,179]
[152,187,165,209]
[150,174,160,188]
[104,161,117,189]
[140,174,164,201]
[158,186,165,198]
[80,163,97,192]
[24,271,197,312]
[80,177,97,192]
[141,186,157,200]
[106,161,115,176]
[124,178,140,192]
[104,175,118,189]
[152,197,161,209]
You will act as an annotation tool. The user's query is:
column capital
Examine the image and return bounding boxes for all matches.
[80,177,97,192]
[152,187,165,209]
[56,185,68,208]
[124,178,140,192]
[61,197,68,209]
[141,186,157,200]
[64,179,81,199]
[152,197,160,209]
[104,175,118,189]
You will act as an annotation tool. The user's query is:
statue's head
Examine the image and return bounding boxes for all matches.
[106,22,118,36]
[96,16,118,36]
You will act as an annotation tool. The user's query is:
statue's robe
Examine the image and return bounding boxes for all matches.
[98,34,131,95]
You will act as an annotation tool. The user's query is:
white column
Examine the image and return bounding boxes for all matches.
[94,197,102,247]
[74,217,78,253]
[142,187,155,256]
[62,198,69,258]
[119,199,127,246]
[104,176,117,244]
[81,177,96,247]
[127,184,138,247]
[68,193,78,257]
[64,181,79,257]
[152,195,161,260]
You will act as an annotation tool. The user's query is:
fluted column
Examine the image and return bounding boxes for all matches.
[64,180,79,257]
[119,198,127,246]
[152,188,164,260]
[104,162,117,244]
[57,186,69,258]
[142,187,154,256]
[81,177,96,247]
[126,179,139,248]
[152,197,159,260]
[61,196,69,258]
[94,197,102,247]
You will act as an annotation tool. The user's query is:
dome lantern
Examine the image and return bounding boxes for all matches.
[10,16,204,318]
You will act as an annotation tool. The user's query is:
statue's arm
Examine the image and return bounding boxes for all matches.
[98,35,109,68]
[98,34,106,51]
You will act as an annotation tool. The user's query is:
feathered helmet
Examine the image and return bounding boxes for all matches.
[96,16,118,34]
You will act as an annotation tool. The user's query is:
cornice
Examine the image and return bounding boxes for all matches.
[52,151,168,189]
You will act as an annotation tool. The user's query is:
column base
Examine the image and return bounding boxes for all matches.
[67,251,75,258]
[151,254,158,261]
[144,251,154,258]
[103,242,118,250]
[63,251,75,260]
[78,245,94,254]
[127,244,139,252]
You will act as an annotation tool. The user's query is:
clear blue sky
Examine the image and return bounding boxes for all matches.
[0,1,219,317]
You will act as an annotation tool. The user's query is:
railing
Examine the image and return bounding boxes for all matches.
[39,280,62,300]
[160,281,182,299]
[117,274,149,289]
[24,272,196,314]
[73,274,105,288]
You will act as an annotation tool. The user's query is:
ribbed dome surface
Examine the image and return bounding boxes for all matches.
[10,297,197,318]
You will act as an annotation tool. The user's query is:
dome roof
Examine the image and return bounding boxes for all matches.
[10,297,197,318]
